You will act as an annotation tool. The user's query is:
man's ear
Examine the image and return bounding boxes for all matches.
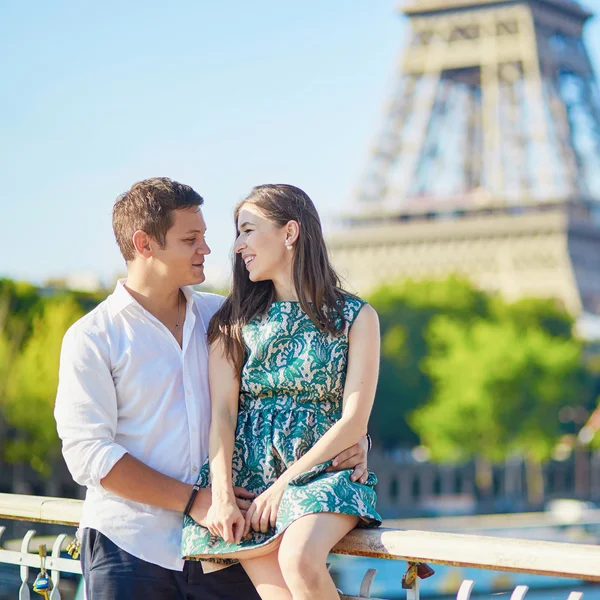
[132,230,153,259]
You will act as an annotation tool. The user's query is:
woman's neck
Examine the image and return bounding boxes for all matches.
[273,286,299,302]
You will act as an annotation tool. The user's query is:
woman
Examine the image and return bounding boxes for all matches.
[182,184,381,600]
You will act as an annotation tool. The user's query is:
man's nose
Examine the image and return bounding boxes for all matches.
[198,240,211,255]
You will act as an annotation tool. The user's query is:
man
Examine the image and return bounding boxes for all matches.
[55,178,369,599]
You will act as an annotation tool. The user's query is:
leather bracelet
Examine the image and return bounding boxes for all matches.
[366,433,373,453]
[183,483,200,517]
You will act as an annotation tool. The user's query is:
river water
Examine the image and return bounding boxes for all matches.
[330,520,600,600]
[331,554,599,600]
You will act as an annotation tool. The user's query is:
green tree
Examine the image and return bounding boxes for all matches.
[3,295,84,474]
[489,296,574,339]
[368,276,489,448]
[0,278,41,348]
[411,311,588,502]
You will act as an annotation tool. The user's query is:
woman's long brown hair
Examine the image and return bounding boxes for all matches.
[207,184,348,373]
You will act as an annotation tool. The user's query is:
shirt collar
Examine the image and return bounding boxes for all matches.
[108,279,137,317]
[108,278,196,318]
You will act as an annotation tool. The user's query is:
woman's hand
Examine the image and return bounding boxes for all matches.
[244,482,285,536]
[205,495,246,544]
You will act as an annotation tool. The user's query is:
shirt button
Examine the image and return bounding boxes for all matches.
[186,390,191,396]
[192,466,198,472]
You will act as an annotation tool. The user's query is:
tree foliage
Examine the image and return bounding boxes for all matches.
[368,276,593,463]
[0,273,596,480]
[3,295,84,474]
[412,315,587,463]
[368,276,489,448]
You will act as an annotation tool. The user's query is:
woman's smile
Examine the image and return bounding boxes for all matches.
[243,254,256,268]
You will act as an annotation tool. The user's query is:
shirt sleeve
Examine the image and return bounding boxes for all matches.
[54,325,128,488]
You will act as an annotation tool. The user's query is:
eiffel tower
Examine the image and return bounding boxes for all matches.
[329,0,600,316]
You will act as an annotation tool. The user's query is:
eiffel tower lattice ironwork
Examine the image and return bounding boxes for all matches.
[329,0,600,317]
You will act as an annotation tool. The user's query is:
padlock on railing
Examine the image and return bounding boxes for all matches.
[402,562,435,589]
[33,544,53,600]
[66,537,81,560]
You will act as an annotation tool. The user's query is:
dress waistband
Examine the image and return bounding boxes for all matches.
[238,394,341,416]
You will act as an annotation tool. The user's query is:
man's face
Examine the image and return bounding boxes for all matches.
[151,207,211,286]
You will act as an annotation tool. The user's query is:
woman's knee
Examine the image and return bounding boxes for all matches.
[278,542,325,590]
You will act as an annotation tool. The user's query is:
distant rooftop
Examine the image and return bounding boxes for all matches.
[402,0,592,19]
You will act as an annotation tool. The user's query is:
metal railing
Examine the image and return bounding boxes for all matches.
[1,493,600,600]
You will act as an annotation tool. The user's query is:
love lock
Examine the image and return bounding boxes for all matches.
[402,562,435,589]
[66,536,81,560]
[33,544,53,599]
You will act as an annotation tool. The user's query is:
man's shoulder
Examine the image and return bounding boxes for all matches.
[189,289,226,318]
[63,297,113,343]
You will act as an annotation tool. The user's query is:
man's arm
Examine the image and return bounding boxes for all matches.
[54,326,217,520]
[100,454,212,522]
[329,436,370,484]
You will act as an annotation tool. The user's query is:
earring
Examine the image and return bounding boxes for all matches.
[286,242,293,250]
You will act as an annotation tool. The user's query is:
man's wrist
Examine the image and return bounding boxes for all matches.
[187,487,211,524]
[183,483,200,517]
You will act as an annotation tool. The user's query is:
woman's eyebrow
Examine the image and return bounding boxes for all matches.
[238,221,254,229]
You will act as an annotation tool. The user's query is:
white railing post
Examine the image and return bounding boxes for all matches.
[405,574,420,600]
[49,533,67,600]
[456,579,475,600]
[18,529,36,600]
[510,585,529,600]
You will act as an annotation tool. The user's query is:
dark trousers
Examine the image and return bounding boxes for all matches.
[81,528,260,600]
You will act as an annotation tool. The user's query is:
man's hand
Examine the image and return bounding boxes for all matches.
[189,486,255,528]
[233,486,255,516]
[327,436,369,484]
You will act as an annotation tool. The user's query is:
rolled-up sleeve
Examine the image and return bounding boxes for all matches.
[55,326,127,488]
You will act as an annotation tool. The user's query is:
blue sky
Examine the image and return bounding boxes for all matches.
[1,1,599,288]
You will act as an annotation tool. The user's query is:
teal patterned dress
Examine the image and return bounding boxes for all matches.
[181,295,381,560]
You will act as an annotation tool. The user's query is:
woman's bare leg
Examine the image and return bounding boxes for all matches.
[241,549,292,600]
[278,513,359,600]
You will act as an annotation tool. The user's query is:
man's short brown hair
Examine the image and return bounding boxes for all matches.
[112,177,204,262]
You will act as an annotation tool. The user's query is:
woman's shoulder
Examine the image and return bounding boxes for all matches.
[335,291,372,328]
[338,291,367,312]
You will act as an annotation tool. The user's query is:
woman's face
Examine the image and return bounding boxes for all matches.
[234,203,292,283]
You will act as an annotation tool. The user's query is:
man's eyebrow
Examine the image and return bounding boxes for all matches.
[183,228,206,234]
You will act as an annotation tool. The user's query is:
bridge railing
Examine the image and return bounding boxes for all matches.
[1,493,600,600]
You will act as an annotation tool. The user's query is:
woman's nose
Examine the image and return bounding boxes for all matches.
[234,237,245,253]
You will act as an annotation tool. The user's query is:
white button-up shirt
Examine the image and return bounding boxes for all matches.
[55,280,224,571]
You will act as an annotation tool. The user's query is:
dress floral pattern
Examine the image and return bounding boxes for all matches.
[181,295,381,560]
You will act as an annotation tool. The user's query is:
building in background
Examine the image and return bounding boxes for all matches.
[329,0,600,322]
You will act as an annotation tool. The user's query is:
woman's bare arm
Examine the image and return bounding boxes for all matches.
[207,337,241,502]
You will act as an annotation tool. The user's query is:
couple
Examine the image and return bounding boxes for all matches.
[55,178,381,600]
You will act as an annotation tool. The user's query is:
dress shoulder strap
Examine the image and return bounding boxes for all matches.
[341,294,367,330]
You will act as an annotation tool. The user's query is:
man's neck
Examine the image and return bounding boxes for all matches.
[124,270,181,318]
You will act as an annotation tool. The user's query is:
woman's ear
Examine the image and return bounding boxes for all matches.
[285,220,300,246]
[132,230,153,259]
